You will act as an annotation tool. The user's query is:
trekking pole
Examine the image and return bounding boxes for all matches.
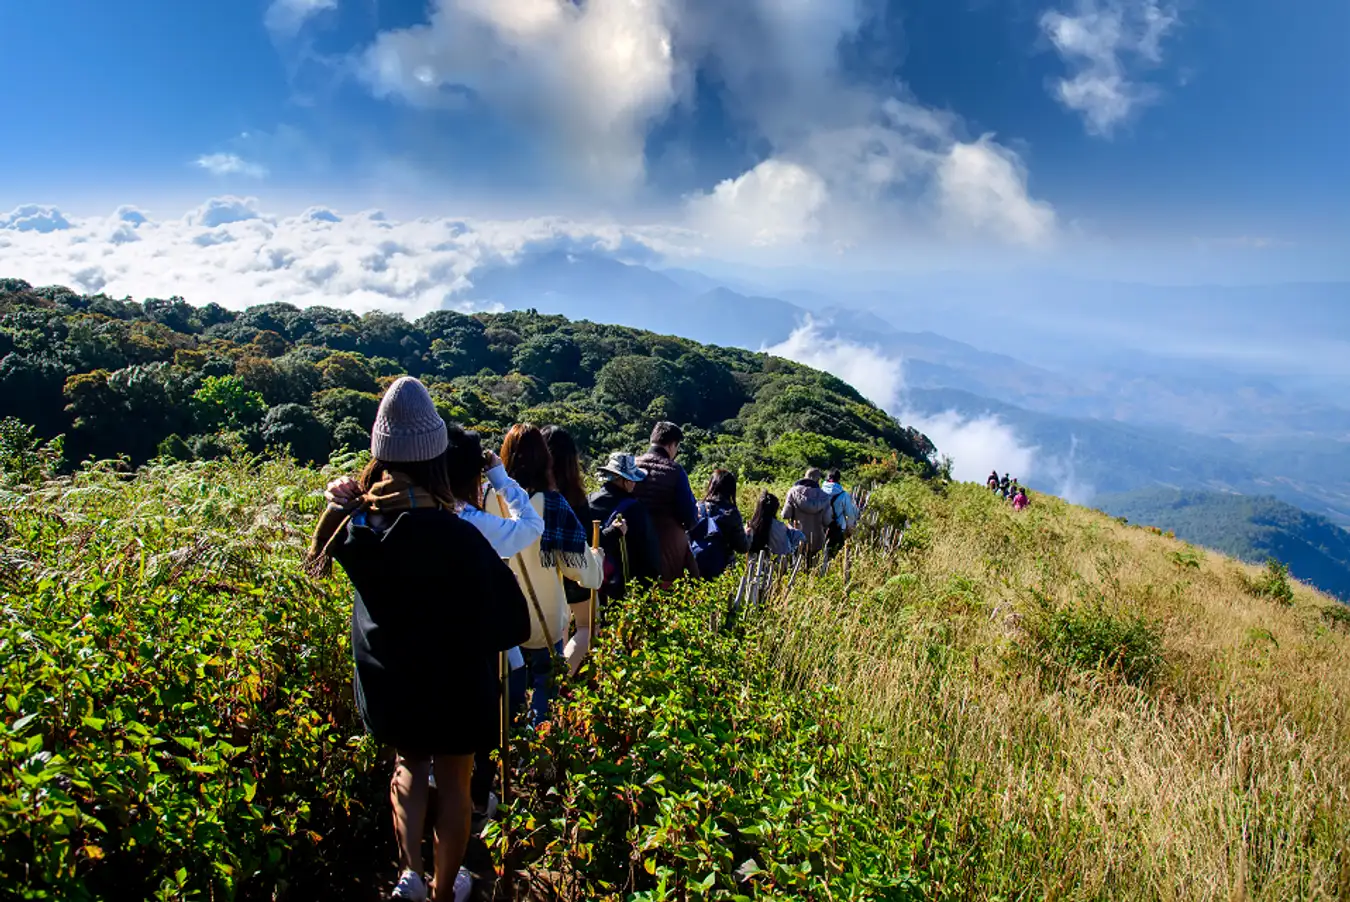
[843,541,851,595]
[590,520,602,640]
[497,648,511,835]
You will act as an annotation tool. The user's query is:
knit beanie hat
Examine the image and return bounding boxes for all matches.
[370,376,448,463]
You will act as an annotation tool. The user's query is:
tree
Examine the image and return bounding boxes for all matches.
[313,388,381,432]
[192,375,266,432]
[261,403,331,464]
[319,352,379,393]
[596,355,691,418]
[513,334,582,385]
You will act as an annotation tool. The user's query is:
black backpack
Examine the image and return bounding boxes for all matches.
[825,491,847,551]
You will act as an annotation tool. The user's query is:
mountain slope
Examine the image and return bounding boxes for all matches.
[1094,487,1350,600]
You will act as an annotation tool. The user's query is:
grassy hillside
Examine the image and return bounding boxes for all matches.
[0,278,933,481]
[2,452,1347,901]
[1095,488,1350,601]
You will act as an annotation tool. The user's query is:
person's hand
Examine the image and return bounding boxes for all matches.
[612,514,629,536]
[485,450,503,471]
[325,476,361,506]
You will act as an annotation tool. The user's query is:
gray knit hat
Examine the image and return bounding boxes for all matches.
[370,376,448,463]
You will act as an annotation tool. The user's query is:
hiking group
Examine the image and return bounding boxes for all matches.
[987,470,1030,511]
[306,377,861,901]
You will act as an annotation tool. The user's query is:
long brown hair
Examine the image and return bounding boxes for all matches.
[356,453,456,508]
[500,423,554,496]
[542,425,588,518]
[443,424,486,510]
[747,491,780,554]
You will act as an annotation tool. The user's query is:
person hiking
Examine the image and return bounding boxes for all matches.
[542,425,595,622]
[999,473,1011,498]
[822,469,859,555]
[588,452,662,601]
[746,491,805,557]
[485,424,604,722]
[306,377,530,902]
[325,423,543,841]
[782,468,832,556]
[688,468,749,580]
[633,421,700,583]
[987,470,1000,492]
[1012,488,1030,512]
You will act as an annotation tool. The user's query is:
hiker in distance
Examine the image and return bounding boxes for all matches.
[588,452,662,601]
[822,469,859,555]
[746,490,805,557]
[1013,487,1030,511]
[307,377,530,902]
[485,424,604,722]
[781,467,832,557]
[987,470,1000,492]
[633,421,701,584]
[689,468,749,580]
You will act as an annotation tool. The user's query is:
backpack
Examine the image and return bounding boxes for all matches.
[825,491,847,552]
[689,502,731,580]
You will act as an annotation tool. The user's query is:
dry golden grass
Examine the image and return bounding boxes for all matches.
[749,479,1350,901]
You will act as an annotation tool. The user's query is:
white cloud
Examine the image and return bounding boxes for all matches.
[937,138,1056,246]
[764,321,1095,501]
[356,0,1057,249]
[0,204,72,233]
[361,0,678,192]
[195,153,269,179]
[265,0,337,38]
[0,197,681,321]
[1041,0,1178,136]
[687,160,829,246]
[763,319,905,410]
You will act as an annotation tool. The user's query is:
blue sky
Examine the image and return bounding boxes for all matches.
[1,0,1347,287]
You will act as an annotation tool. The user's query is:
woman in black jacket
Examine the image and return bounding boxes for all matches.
[308,377,528,902]
[690,469,750,580]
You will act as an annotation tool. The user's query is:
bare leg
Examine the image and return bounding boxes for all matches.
[430,753,475,901]
[391,753,431,875]
[564,601,593,677]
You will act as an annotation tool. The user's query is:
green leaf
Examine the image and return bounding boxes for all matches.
[82,716,107,731]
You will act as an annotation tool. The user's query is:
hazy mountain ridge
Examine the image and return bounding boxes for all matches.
[1093,487,1350,601]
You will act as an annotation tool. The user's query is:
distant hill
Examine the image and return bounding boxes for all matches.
[0,277,935,481]
[1093,487,1350,600]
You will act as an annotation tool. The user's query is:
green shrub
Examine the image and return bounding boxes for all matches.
[1024,593,1165,688]
[1251,559,1296,607]
[1321,604,1350,632]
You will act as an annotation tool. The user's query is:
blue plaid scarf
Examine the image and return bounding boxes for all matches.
[540,490,589,570]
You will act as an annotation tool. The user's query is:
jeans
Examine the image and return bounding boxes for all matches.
[510,641,563,727]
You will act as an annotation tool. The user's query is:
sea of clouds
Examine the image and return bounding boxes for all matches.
[0,197,691,319]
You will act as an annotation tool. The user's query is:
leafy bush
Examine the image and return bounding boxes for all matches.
[1251,558,1296,607]
[0,458,380,901]
[499,580,934,900]
[1024,593,1165,688]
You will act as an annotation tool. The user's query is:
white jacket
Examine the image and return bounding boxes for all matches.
[482,488,604,650]
[455,465,543,559]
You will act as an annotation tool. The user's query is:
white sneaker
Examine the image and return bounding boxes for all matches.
[452,866,472,902]
[391,868,428,901]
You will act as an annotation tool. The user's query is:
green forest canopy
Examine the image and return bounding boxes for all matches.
[0,278,936,482]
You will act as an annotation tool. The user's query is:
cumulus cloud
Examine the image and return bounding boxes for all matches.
[361,0,678,192]
[265,0,337,38]
[195,153,269,179]
[764,321,1092,500]
[0,204,72,234]
[354,0,1056,248]
[0,197,682,321]
[687,160,829,246]
[1041,0,1178,136]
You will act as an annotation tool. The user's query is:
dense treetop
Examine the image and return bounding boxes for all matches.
[0,278,935,480]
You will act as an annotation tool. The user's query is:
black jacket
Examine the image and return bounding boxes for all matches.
[332,507,529,755]
[588,483,662,591]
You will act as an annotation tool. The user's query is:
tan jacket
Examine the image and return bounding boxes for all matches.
[483,488,604,650]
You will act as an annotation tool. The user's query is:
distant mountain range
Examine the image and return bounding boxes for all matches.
[462,250,1350,528]
[1093,488,1350,602]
